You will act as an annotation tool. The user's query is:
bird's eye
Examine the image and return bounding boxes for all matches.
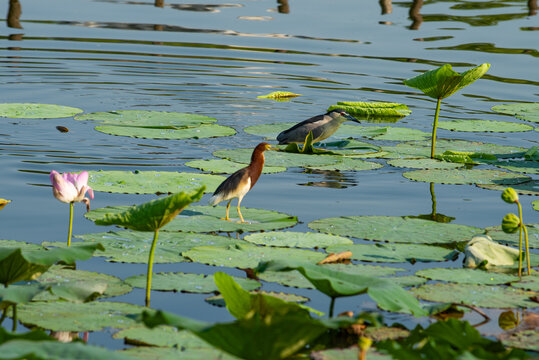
[340,112,345,116]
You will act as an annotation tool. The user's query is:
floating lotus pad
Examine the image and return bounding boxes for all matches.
[182,244,326,268]
[214,147,342,168]
[114,325,208,348]
[87,170,225,194]
[122,346,238,360]
[205,291,309,307]
[185,159,286,174]
[411,283,538,308]
[485,224,539,249]
[307,157,384,171]
[257,91,301,99]
[511,272,539,292]
[94,124,236,140]
[364,127,430,141]
[500,329,539,352]
[0,239,43,250]
[310,348,393,360]
[382,139,526,159]
[438,120,533,132]
[162,205,298,233]
[388,275,427,288]
[492,160,539,175]
[492,103,539,123]
[125,272,260,293]
[34,265,132,299]
[415,268,519,285]
[309,216,482,244]
[243,231,353,249]
[403,169,530,185]
[16,301,152,332]
[50,230,242,263]
[533,200,538,211]
[477,181,538,196]
[325,243,457,263]
[309,139,382,156]
[75,110,217,127]
[388,158,463,169]
[0,103,83,118]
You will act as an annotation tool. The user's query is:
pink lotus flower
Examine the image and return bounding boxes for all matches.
[50,170,94,212]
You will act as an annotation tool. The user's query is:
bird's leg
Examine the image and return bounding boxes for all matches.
[220,200,232,221]
[236,198,246,223]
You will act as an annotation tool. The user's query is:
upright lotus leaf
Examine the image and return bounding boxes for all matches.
[327,102,411,118]
[0,243,104,287]
[0,199,10,211]
[256,259,427,317]
[95,187,205,307]
[403,63,490,158]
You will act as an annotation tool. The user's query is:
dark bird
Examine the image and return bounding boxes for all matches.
[209,142,272,223]
[276,109,359,145]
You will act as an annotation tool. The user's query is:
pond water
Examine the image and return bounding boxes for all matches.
[0,0,537,352]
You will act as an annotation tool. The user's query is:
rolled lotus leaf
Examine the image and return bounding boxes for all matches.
[463,235,519,268]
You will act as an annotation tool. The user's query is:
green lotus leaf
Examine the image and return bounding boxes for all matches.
[382,139,526,159]
[411,283,537,308]
[214,147,342,168]
[0,243,104,286]
[259,264,405,289]
[0,284,49,310]
[415,268,519,285]
[477,181,538,196]
[257,91,301,99]
[309,215,482,244]
[533,200,538,211]
[403,169,530,185]
[17,301,153,332]
[434,150,497,165]
[34,265,132,300]
[113,325,208,348]
[161,205,298,233]
[184,244,325,269]
[524,146,539,161]
[307,157,384,171]
[370,127,429,141]
[325,243,457,263]
[0,199,11,211]
[122,346,239,360]
[492,103,539,123]
[95,187,204,231]
[185,159,286,174]
[404,63,490,100]
[310,348,392,360]
[256,260,427,316]
[0,240,43,250]
[485,224,539,249]
[364,327,411,342]
[311,139,382,156]
[205,291,309,307]
[125,272,260,293]
[499,329,539,352]
[492,160,539,175]
[0,339,135,360]
[243,231,353,249]
[438,119,533,132]
[388,158,463,169]
[95,124,236,139]
[0,103,83,119]
[387,276,428,288]
[511,272,539,291]
[75,110,217,127]
[328,102,411,118]
[88,170,224,194]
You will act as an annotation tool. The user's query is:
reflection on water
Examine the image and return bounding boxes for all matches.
[7,0,22,29]
[298,169,358,189]
[408,183,455,223]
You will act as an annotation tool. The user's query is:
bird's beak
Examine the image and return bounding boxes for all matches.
[265,144,273,151]
[346,113,360,123]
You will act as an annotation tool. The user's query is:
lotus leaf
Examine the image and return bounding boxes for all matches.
[309,215,482,244]
[403,169,530,185]
[205,291,309,307]
[478,181,538,196]
[492,160,539,175]
[415,268,519,285]
[325,243,456,263]
[125,272,260,293]
[485,224,539,248]
[257,91,301,99]
[113,325,208,348]
[327,102,411,118]
[511,272,539,291]
[122,346,239,360]
[312,139,381,156]
[533,200,538,211]
[183,244,325,268]
[185,159,286,174]
[0,284,49,310]
[75,110,217,127]
[17,301,153,331]
[438,119,533,132]
[243,231,353,248]
[87,170,224,194]
[492,103,539,123]
[310,348,393,360]
[256,260,427,316]
[94,124,236,139]
[0,240,43,250]
[388,158,463,169]
[0,103,83,118]
[162,205,298,233]
[411,283,538,308]
[388,276,427,288]
[499,329,539,352]
[307,157,384,171]
[94,187,204,231]
[366,127,429,141]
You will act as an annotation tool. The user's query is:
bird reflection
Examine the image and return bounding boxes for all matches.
[299,169,358,189]
[530,0,538,15]
[379,0,392,14]
[408,183,455,223]
[7,0,22,29]
[277,0,289,14]
[409,0,423,30]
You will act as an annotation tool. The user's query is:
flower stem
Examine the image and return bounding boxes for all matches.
[329,297,335,318]
[431,97,442,159]
[523,224,530,276]
[12,304,17,332]
[145,229,159,307]
[67,202,74,247]
[516,201,530,276]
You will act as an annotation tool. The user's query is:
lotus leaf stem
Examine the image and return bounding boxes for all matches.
[431,98,442,158]
[0,308,6,326]
[516,201,530,277]
[11,304,17,331]
[67,202,74,247]
[455,303,490,321]
[329,297,335,318]
[145,229,160,307]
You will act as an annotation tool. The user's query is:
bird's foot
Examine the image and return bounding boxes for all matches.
[220,217,232,222]
[236,220,248,224]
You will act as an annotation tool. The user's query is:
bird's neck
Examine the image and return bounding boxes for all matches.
[248,150,265,189]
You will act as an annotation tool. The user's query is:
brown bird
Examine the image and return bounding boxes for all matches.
[209,142,272,223]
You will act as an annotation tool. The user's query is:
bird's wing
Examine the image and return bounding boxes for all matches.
[210,167,249,204]
[280,114,326,134]
[277,114,328,143]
